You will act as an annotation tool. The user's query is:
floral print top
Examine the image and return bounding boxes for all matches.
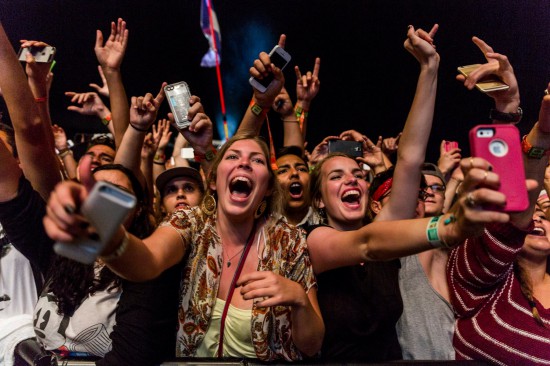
[160,207,316,361]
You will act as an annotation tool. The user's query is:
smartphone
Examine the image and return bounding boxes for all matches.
[458,64,509,93]
[444,141,459,152]
[17,46,56,63]
[164,81,192,129]
[54,181,137,264]
[469,124,528,212]
[248,45,292,93]
[328,140,363,158]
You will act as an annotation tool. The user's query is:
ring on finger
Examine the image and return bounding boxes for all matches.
[545,89,549,96]
[466,192,476,208]
[469,157,475,169]
[482,170,489,184]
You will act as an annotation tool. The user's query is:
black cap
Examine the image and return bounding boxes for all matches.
[421,162,446,185]
[155,167,204,196]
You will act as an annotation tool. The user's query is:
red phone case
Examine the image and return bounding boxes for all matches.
[469,124,528,212]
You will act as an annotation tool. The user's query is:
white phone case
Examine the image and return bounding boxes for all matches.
[248,45,291,93]
[54,181,137,264]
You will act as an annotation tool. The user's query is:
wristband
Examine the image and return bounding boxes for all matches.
[489,107,522,124]
[129,123,148,133]
[426,216,450,249]
[57,147,72,158]
[100,230,130,261]
[521,134,550,159]
[249,99,270,117]
[101,114,112,126]
[153,160,166,165]
[34,97,47,103]
[194,146,217,162]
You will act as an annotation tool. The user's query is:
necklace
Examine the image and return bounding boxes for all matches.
[223,245,245,268]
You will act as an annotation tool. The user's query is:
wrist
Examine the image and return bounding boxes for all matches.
[249,99,270,118]
[489,106,523,124]
[101,114,112,126]
[99,228,129,262]
[57,147,72,158]
[194,145,217,163]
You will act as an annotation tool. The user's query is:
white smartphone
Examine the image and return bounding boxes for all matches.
[17,46,56,63]
[457,64,509,93]
[164,81,192,129]
[54,181,137,264]
[248,45,291,93]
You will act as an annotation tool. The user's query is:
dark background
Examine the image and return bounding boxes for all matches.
[1,0,549,163]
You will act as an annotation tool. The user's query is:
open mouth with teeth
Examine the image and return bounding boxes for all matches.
[230,176,253,199]
[528,226,547,237]
[288,182,303,199]
[341,189,362,208]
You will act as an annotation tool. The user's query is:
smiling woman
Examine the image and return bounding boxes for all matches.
[43,132,325,361]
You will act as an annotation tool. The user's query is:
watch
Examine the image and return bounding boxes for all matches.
[521,134,550,159]
[489,107,522,124]
[194,146,217,162]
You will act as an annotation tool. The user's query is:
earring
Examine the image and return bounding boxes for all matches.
[202,193,217,216]
[254,200,267,219]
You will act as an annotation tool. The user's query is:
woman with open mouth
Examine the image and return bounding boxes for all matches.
[43,133,325,361]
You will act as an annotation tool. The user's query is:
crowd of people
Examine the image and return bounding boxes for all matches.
[1,17,550,366]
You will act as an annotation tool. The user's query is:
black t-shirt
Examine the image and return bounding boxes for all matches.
[305,224,403,362]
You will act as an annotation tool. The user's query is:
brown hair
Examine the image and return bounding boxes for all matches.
[514,262,546,327]
[202,132,283,217]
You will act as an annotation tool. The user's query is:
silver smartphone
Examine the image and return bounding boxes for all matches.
[457,64,509,93]
[164,81,192,129]
[248,45,292,93]
[17,46,56,63]
[54,181,137,264]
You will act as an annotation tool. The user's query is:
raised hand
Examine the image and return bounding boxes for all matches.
[94,18,128,71]
[295,57,321,107]
[170,96,213,154]
[129,83,166,131]
[273,87,293,116]
[438,139,461,176]
[404,24,440,67]
[153,118,173,151]
[19,40,54,97]
[52,124,68,150]
[382,133,402,156]
[89,65,109,97]
[65,91,108,116]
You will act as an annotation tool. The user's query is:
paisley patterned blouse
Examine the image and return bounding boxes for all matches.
[160,207,316,361]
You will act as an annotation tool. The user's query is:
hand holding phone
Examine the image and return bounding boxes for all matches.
[328,139,363,158]
[444,141,459,152]
[249,45,291,93]
[18,46,56,63]
[469,124,528,212]
[457,64,509,93]
[165,81,192,129]
[54,181,137,264]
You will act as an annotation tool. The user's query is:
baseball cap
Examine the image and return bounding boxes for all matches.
[155,167,204,196]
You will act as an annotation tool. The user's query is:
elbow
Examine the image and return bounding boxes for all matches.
[296,330,324,358]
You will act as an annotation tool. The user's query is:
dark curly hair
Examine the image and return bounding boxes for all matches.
[47,164,154,316]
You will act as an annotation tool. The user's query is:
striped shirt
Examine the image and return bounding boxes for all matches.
[447,223,550,365]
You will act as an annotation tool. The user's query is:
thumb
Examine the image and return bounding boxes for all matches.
[78,155,97,193]
[89,83,101,92]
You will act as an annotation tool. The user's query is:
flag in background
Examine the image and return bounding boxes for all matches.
[200,0,221,68]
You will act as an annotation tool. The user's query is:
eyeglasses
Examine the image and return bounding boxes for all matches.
[424,184,446,195]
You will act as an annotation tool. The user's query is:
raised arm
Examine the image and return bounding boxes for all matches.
[375,24,440,221]
[307,156,516,274]
[0,25,60,200]
[94,18,130,148]
[237,34,286,136]
[65,91,113,135]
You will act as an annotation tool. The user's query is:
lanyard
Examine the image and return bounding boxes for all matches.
[217,223,257,357]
